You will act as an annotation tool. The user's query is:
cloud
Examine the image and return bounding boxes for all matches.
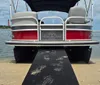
[93,0,100,19]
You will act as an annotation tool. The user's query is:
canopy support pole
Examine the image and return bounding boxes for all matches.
[11,0,16,13]
[84,0,92,17]
[91,0,93,21]
[25,3,29,11]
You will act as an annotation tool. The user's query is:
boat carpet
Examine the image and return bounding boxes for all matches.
[22,48,79,85]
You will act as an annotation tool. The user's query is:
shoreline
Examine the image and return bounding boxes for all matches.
[0,59,100,85]
[0,57,100,62]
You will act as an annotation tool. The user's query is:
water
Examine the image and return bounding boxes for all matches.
[91,32,100,59]
[0,29,100,60]
[0,29,14,60]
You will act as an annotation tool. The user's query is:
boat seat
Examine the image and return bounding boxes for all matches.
[66,7,92,29]
[68,7,87,24]
[11,12,38,27]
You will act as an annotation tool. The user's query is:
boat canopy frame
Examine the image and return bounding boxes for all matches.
[9,0,93,20]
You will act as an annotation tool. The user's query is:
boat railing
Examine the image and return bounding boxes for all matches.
[65,16,93,25]
[11,14,93,41]
[65,16,92,41]
[11,14,39,41]
[38,16,92,41]
[39,16,65,41]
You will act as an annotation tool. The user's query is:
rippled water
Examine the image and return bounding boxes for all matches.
[0,29,14,59]
[0,29,100,60]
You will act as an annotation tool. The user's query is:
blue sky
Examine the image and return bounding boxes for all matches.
[0,0,100,30]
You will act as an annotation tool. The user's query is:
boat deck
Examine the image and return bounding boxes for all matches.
[6,40,99,46]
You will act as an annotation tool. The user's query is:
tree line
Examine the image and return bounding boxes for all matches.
[0,25,11,29]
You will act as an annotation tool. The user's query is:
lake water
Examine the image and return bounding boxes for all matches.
[0,29,100,60]
[0,29,14,60]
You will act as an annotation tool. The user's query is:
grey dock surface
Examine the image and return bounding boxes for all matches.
[22,48,79,85]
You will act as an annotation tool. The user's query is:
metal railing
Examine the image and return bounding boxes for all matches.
[65,16,92,41]
[11,15,93,41]
[39,16,65,41]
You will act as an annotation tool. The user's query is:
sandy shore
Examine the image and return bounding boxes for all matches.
[0,59,100,85]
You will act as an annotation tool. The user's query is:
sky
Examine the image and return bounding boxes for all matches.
[0,0,100,30]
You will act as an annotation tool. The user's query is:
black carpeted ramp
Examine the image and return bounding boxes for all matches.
[22,48,79,85]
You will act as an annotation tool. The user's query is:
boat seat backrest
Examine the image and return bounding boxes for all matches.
[12,12,37,26]
[68,7,86,24]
